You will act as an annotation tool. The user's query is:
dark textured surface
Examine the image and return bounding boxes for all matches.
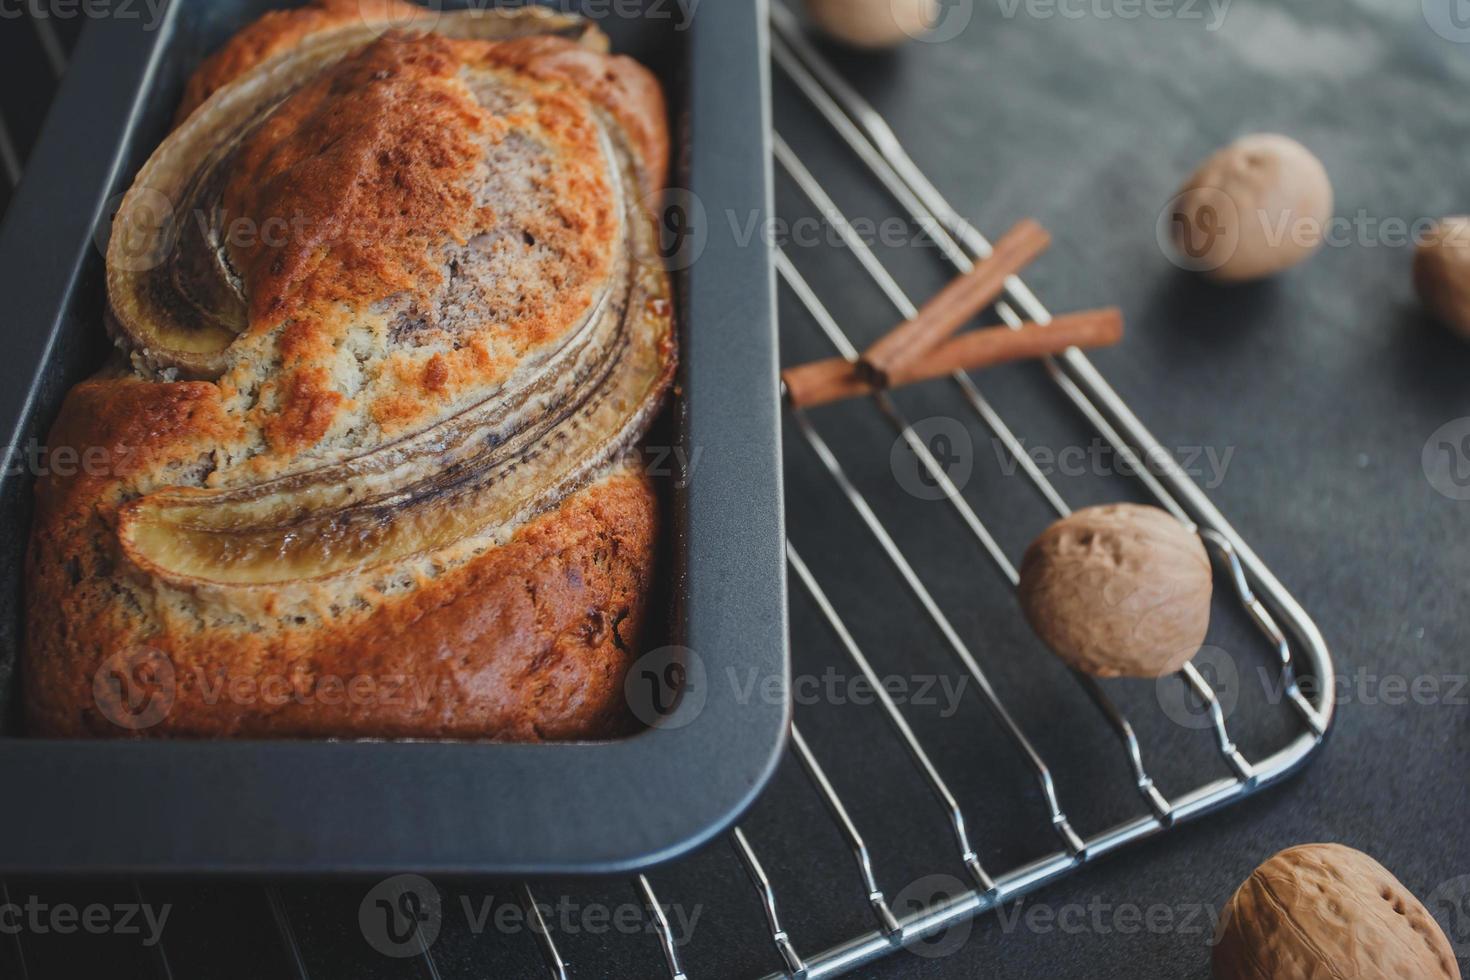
[5,0,1470,977]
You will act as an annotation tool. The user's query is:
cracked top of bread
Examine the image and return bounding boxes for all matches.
[24,2,675,739]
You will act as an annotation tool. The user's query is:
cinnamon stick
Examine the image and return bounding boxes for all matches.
[860,218,1051,384]
[783,307,1123,409]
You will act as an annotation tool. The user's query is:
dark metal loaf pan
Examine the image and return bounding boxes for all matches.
[0,0,787,875]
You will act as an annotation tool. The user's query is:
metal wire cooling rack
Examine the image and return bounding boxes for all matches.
[0,6,1335,979]
[669,8,1332,976]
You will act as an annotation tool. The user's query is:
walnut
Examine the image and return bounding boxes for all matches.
[1413,216,1470,340]
[1214,843,1461,980]
[1168,133,1333,282]
[1017,503,1211,678]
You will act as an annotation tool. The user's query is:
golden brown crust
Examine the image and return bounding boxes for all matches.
[25,7,672,741]
[204,32,626,464]
[222,33,496,329]
[177,0,665,189]
[475,36,669,195]
[26,407,656,739]
[174,0,425,124]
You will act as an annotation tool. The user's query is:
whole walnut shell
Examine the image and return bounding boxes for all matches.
[1017,503,1211,678]
[1168,133,1333,282]
[1214,843,1461,980]
[1413,216,1470,340]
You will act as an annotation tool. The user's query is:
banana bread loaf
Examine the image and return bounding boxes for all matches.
[24,2,674,739]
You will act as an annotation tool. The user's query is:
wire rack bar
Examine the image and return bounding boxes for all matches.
[787,543,995,891]
[637,875,689,980]
[785,400,1087,856]
[788,724,901,936]
[0,112,23,189]
[132,882,175,980]
[732,828,807,976]
[521,883,569,980]
[765,251,1089,851]
[401,888,445,980]
[1202,530,1327,735]
[29,15,68,79]
[752,744,1326,980]
[264,885,312,980]
[0,880,30,980]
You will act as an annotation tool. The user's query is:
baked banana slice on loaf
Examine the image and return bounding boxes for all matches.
[24,1,675,739]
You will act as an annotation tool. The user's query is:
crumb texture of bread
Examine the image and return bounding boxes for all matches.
[25,2,673,741]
